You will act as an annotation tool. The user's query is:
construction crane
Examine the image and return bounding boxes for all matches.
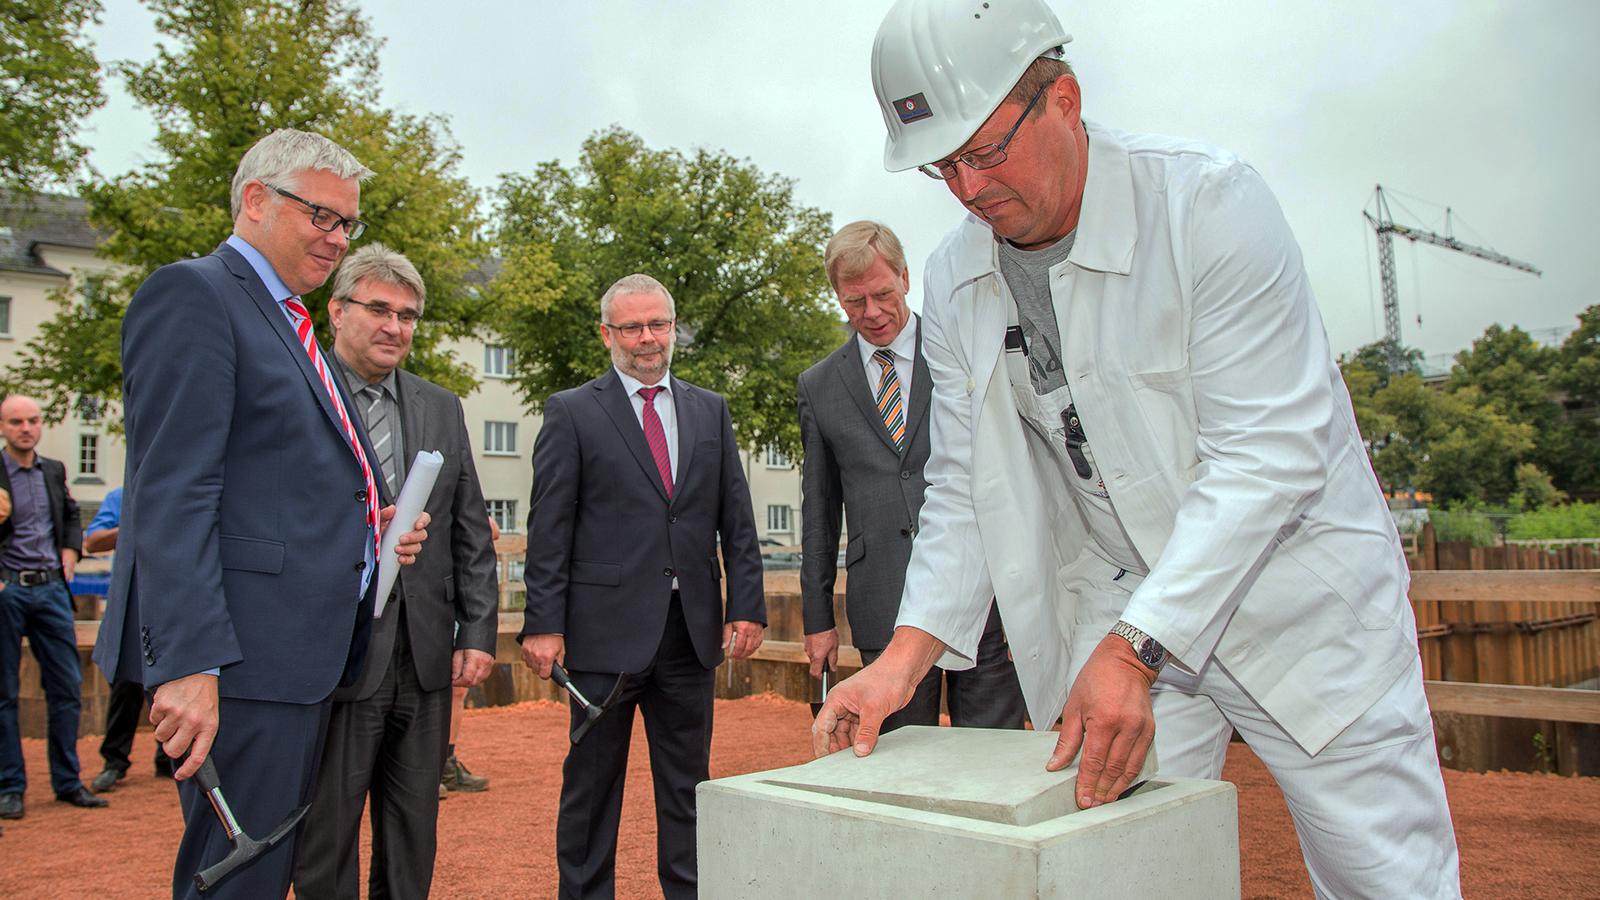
[1362,184,1542,373]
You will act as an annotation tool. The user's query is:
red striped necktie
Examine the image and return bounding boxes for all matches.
[284,298,381,552]
[637,386,674,499]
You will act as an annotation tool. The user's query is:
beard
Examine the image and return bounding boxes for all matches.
[611,337,673,382]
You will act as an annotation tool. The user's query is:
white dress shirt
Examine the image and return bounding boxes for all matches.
[855,315,919,399]
[614,367,678,482]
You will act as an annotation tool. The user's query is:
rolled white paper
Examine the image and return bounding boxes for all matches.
[373,450,443,617]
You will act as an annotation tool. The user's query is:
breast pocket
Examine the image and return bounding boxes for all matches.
[1127,366,1200,479]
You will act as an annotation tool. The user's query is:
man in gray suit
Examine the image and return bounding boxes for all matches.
[798,221,1025,732]
[294,244,499,900]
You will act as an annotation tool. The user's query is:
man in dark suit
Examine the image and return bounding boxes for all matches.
[0,394,106,819]
[798,221,1025,732]
[293,243,498,900]
[96,129,429,900]
[520,273,766,900]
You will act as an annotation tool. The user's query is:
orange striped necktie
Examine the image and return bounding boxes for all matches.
[284,298,381,553]
[873,348,906,452]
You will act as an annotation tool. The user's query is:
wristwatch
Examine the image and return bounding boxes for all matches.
[1110,620,1169,674]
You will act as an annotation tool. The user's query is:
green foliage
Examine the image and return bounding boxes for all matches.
[1428,505,1501,547]
[488,127,840,457]
[4,271,126,426]
[6,0,486,419]
[0,0,105,192]
[1341,339,1423,391]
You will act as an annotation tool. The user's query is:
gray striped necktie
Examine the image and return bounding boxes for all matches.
[362,384,398,497]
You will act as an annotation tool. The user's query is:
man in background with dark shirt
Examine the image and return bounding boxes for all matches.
[0,394,106,819]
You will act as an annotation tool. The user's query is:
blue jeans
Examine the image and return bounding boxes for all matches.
[0,579,85,795]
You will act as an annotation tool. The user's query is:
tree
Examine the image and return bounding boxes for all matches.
[1547,305,1600,496]
[5,0,486,420]
[1365,373,1535,505]
[489,127,841,457]
[1342,339,1423,392]
[1443,324,1571,492]
[0,0,104,192]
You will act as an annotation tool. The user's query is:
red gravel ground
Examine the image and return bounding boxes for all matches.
[2,694,1595,898]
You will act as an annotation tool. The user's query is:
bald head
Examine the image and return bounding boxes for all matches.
[0,395,44,463]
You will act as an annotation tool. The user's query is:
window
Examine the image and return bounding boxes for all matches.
[486,499,519,534]
[764,445,790,468]
[484,421,518,455]
[78,434,98,476]
[767,504,793,533]
[483,345,516,378]
[0,296,10,337]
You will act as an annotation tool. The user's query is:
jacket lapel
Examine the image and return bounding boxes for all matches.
[904,317,932,452]
[670,377,698,503]
[398,371,428,482]
[217,243,349,438]
[594,369,672,504]
[835,335,901,456]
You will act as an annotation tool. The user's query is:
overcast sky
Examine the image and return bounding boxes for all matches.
[82,0,1598,364]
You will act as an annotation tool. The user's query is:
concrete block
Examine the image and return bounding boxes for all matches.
[699,726,1238,900]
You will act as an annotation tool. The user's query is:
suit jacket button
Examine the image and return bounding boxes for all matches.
[356,489,369,502]
[355,561,366,572]
[669,515,677,524]
[900,528,910,537]
[663,567,674,578]
[900,470,910,480]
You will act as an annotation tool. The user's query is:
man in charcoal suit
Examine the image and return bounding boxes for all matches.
[293,243,498,899]
[798,221,1025,732]
[519,273,766,900]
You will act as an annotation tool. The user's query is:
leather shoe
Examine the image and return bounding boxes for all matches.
[55,787,109,809]
[0,792,23,819]
[89,767,125,793]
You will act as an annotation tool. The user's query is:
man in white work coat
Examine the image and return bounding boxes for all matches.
[813,2,1462,897]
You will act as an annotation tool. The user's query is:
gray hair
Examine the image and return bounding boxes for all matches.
[825,221,907,292]
[230,128,374,219]
[331,242,426,313]
[599,273,675,323]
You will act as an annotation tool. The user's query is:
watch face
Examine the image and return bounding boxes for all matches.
[1138,637,1166,669]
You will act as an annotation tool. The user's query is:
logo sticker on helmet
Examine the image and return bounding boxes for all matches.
[894,92,933,124]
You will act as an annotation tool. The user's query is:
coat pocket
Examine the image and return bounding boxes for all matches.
[218,535,285,574]
[570,559,622,587]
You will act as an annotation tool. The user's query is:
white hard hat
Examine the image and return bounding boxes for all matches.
[871,0,1072,172]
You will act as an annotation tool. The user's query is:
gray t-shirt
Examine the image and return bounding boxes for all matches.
[997,229,1077,394]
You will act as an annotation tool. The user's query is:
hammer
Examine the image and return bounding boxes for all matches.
[549,661,629,744]
[191,756,311,892]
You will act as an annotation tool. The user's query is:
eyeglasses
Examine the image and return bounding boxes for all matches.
[918,80,1052,181]
[603,319,675,339]
[266,184,369,239]
[344,297,421,327]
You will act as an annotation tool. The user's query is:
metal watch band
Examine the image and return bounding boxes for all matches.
[1110,620,1169,673]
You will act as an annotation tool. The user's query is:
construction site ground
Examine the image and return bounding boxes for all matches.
[1,694,1594,899]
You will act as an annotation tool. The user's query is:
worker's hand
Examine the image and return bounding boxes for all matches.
[378,507,430,565]
[1048,634,1159,809]
[0,488,11,524]
[452,648,495,687]
[150,672,220,781]
[61,548,78,583]
[723,620,764,660]
[520,633,565,679]
[803,628,840,678]
[812,626,943,759]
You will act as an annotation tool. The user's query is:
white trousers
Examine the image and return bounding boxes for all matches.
[1061,554,1463,900]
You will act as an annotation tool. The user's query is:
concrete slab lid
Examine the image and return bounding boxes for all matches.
[759,726,1156,828]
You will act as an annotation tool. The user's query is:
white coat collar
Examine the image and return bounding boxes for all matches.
[944,119,1137,282]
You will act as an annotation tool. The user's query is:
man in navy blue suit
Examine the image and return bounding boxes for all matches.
[96,129,429,900]
[520,273,767,900]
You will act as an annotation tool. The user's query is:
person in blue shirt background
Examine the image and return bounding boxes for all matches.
[85,488,172,792]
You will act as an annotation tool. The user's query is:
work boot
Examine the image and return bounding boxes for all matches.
[439,782,448,800]
[89,767,125,793]
[441,755,489,792]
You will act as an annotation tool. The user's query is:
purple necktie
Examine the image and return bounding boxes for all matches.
[638,386,674,499]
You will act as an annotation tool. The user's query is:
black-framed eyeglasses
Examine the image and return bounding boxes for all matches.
[603,319,675,339]
[918,80,1052,181]
[344,297,421,327]
[266,184,368,239]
